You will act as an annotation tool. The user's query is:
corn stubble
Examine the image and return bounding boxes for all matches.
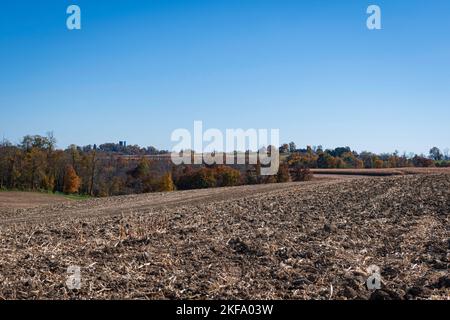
[0,174,448,300]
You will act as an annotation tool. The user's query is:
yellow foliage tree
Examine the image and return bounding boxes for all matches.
[158,172,175,192]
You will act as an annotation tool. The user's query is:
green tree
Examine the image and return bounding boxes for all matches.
[429,147,443,161]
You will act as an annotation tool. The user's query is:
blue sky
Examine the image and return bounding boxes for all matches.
[0,0,449,154]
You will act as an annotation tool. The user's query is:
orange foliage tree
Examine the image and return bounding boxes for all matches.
[63,165,81,194]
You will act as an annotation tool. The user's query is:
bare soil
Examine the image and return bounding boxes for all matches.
[0,174,448,300]
[312,167,450,176]
[0,192,70,209]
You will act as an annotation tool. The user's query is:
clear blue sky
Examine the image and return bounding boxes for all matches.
[1,0,449,154]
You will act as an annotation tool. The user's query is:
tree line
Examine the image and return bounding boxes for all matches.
[280,143,450,169]
[0,134,448,197]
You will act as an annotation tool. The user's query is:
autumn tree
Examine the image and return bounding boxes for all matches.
[244,166,258,185]
[130,158,151,179]
[412,155,435,167]
[88,150,98,196]
[63,165,81,194]
[175,167,216,190]
[126,158,154,193]
[341,152,364,168]
[215,166,241,187]
[292,165,313,182]
[157,172,175,192]
[317,152,337,168]
[276,163,291,183]
[19,147,48,190]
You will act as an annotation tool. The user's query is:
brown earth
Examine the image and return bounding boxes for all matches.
[312,167,450,176]
[0,174,448,300]
[0,192,71,209]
